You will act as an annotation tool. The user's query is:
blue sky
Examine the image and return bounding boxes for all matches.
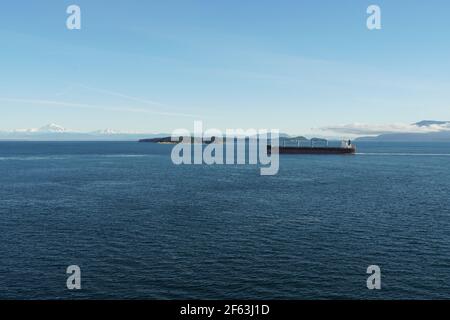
[1,0,450,135]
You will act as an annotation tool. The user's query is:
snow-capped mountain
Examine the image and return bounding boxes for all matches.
[0,124,168,141]
[12,123,70,133]
[91,129,121,135]
[36,123,69,133]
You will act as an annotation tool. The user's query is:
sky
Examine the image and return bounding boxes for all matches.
[0,0,450,135]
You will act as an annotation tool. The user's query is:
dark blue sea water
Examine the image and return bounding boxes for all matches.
[0,141,449,300]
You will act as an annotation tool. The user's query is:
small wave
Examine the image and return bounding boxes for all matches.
[0,156,70,161]
[0,154,150,161]
[99,154,148,158]
[357,153,450,156]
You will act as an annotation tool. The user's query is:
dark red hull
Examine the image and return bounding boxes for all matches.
[268,146,356,155]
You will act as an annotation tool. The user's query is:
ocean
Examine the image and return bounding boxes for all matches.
[0,141,449,299]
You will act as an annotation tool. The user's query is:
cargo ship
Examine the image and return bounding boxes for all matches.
[268,139,356,155]
[140,136,356,155]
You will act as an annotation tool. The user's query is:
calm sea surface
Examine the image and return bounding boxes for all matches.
[0,141,449,299]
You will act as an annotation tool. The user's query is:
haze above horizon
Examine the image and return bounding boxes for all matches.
[1,1,450,136]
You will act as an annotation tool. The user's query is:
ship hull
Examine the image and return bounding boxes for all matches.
[268,146,356,155]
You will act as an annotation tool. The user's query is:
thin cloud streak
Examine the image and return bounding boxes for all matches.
[0,98,199,118]
[75,84,166,107]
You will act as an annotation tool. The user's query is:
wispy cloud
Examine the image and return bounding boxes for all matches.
[74,84,166,107]
[0,98,198,118]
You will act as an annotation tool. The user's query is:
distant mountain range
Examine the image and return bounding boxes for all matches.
[0,124,168,141]
[2,121,450,142]
[356,121,450,142]
[0,124,301,141]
